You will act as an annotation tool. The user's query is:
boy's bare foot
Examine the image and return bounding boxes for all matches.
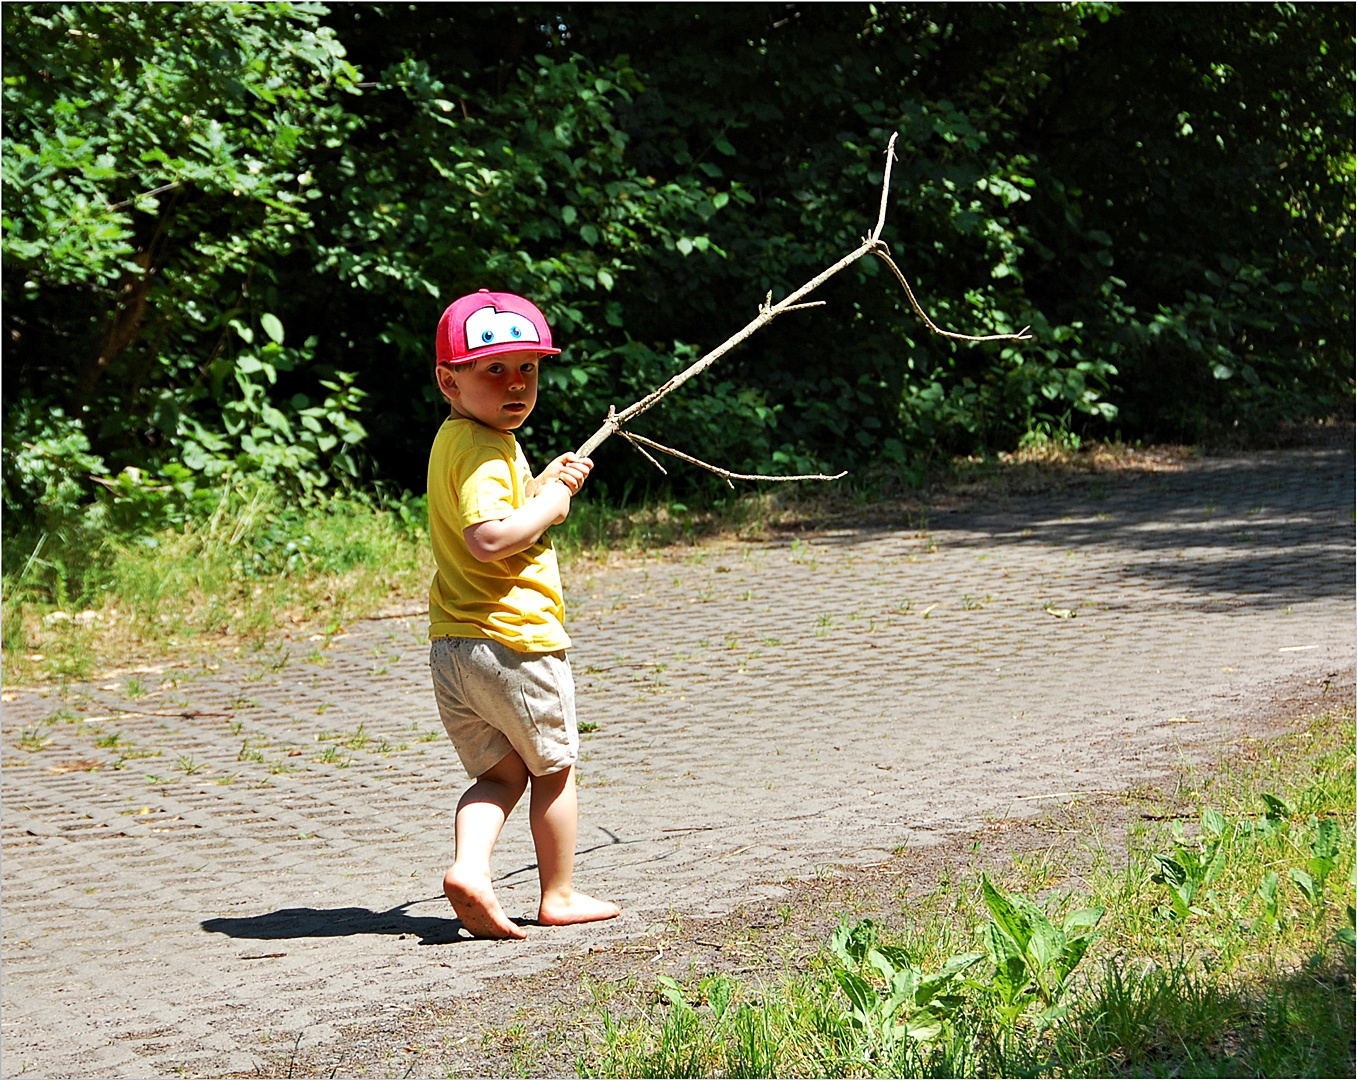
[444,868,528,940]
[538,890,621,927]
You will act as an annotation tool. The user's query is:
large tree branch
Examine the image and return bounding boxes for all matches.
[575,132,1033,464]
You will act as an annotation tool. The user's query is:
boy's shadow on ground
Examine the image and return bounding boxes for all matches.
[201,896,514,946]
[203,835,636,946]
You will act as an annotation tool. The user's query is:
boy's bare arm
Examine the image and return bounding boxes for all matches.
[464,454,592,562]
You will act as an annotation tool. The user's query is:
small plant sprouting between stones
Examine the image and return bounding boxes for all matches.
[314,744,348,766]
[17,726,54,752]
[176,754,208,776]
[789,538,817,567]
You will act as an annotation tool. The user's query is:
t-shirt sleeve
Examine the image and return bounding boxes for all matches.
[453,446,517,529]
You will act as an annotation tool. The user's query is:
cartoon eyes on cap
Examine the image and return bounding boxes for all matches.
[465,306,541,350]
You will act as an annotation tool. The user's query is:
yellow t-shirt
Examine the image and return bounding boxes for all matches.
[427,417,570,652]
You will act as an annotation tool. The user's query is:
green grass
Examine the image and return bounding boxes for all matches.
[0,478,798,685]
[2,482,432,685]
[575,707,1356,1078]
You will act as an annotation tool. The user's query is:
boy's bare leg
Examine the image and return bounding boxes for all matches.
[445,751,530,939]
[529,764,621,926]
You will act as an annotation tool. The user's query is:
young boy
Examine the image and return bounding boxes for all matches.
[427,289,620,939]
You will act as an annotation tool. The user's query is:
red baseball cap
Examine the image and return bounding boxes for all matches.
[435,289,561,366]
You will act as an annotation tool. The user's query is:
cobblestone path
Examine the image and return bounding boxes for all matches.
[2,445,1352,1078]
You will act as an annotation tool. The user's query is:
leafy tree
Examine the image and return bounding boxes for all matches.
[3,1,1351,547]
[293,3,731,485]
[3,1,367,528]
[1010,3,1355,441]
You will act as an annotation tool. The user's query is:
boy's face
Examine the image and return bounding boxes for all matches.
[438,353,539,432]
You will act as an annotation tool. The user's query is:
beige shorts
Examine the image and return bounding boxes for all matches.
[429,637,578,779]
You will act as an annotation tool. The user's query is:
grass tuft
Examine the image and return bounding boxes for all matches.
[2,484,431,685]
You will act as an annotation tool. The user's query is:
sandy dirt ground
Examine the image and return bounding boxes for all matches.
[1,442,1352,1078]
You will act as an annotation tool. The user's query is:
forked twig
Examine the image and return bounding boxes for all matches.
[575,132,1033,471]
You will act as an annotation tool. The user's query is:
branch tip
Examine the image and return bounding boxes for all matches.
[870,131,902,242]
[873,248,1033,345]
[622,432,846,485]
[620,431,668,475]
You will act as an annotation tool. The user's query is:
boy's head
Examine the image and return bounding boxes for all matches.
[434,289,561,432]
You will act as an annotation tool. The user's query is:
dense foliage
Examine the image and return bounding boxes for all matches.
[4,2,1353,541]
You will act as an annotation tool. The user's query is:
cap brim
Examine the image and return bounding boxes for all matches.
[439,343,562,365]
